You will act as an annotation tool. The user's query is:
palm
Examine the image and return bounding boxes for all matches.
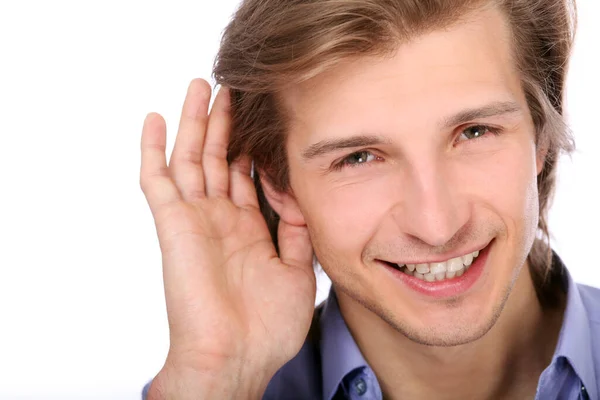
[140,79,316,380]
[156,199,315,365]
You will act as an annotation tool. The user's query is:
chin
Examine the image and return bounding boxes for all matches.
[370,239,525,347]
[383,291,511,347]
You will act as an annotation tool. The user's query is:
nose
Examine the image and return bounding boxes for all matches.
[392,158,470,247]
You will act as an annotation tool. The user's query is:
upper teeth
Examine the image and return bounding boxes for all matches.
[397,250,480,282]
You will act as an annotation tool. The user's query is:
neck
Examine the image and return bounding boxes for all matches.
[337,263,565,400]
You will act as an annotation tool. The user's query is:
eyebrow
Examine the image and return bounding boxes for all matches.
[439,101,522,130]
[301,135,390,160]
[301,101,522,161]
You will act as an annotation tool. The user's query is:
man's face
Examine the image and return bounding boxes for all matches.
[280,7,542,346]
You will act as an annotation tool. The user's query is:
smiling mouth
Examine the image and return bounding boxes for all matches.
[381,248,483,282]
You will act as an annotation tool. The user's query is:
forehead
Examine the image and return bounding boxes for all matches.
[281,6,523,140]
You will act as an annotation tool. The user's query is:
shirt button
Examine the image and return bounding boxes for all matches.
[355,377,367,396]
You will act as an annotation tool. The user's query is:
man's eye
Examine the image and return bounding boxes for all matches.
[334,150,378,170]
[458,125,498,142]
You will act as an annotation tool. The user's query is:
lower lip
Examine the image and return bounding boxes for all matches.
[380,242,492,299]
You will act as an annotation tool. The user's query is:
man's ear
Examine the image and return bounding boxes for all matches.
[536,139,549,175]
[260,175,306,226]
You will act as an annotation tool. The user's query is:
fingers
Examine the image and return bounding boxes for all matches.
[140,113,182,210]
[229,155,259,208]
[169,79,212,202]
[154,79,237,205]
[202,86,232,198]
[278,220,314,272]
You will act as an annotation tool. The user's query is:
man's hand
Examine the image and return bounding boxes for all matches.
[140,79,316,399]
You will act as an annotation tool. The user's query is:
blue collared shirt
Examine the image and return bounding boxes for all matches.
[143,255,600,399]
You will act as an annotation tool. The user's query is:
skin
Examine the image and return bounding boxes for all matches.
[140,5,563,400]
[267,6,563,399]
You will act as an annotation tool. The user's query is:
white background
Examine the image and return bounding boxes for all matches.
[0,1,598,399]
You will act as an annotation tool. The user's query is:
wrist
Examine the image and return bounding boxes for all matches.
[147,356,273,400]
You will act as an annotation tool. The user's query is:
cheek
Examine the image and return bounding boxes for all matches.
[465,143,539,235]
[300,178,395,257]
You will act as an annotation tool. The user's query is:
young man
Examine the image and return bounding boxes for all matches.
[140,0,599,399]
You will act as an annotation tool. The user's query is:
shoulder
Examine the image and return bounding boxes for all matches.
[262,303,325,400]
[574,283,600,393]
[576,283,600,324]
[262,337,322,400]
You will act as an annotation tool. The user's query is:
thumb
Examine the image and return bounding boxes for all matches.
[278,219,314,271]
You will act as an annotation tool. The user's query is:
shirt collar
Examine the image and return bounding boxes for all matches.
[551,253,597,400]
[319,288,369,400]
